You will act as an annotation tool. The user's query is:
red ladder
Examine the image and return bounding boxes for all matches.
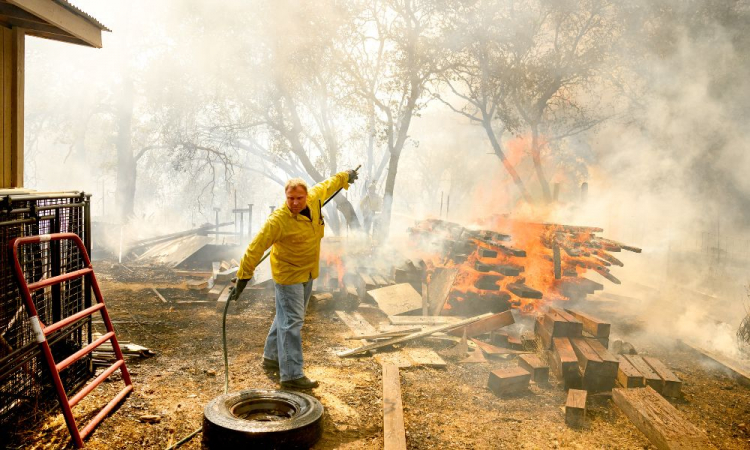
[10,232,133,448]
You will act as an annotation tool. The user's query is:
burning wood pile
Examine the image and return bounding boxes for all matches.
[407,217,642,315]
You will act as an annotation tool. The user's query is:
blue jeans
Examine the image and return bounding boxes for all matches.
[263,279,313,382]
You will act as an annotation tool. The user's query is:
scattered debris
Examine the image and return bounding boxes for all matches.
[138,415,161,424]
[151,288,168,303]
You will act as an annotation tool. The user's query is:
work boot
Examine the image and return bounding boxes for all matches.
[262,357,279,371]
[280,376,319,390]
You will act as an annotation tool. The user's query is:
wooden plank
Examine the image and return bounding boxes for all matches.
[368,283,423,316]
[471,338,529,356]
[643,357,682,398]
[151,288,167,303]
[612,387,715,450]
[565,308,611,338]
[375,352,412,368]
[214,286,232,313]
[518,354,549,383]
[338,312,493,357]
[624,355,664,394]
[680,341,750,386]
[335,311,377,337]
[345,328,421,340]
[404,347,446,368]
[388,316,463,326]
[208,282,227,300]
[9,27,21,188]
[487,366,530,396]
[186,279,209,290]
[426,267,458,315]
[617,355,645,388]
[215,267,239,282]
[565,389,587,428]
[447,310,514,338]
[382,364,407,450]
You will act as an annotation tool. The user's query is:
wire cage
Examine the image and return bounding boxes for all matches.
[0,192,93,428]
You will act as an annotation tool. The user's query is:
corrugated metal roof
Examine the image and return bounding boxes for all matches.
[51,0,110,32]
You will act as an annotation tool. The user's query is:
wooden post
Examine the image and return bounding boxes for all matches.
[10,27,23,187]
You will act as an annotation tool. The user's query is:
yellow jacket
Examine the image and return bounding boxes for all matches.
[237,172,350,285]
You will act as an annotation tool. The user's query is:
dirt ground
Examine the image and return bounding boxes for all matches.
[7,262,750,449]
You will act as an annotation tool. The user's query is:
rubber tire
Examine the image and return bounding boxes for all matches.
[202,389,324,449]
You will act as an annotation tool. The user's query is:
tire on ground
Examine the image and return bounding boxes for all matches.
[202,389,324,449]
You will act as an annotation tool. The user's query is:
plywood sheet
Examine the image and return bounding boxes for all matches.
[369,283,423,316]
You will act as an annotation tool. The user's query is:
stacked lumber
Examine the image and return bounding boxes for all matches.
[536,307,618,392]
[407,218,641,316]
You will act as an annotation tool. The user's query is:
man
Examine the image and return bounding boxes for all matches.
[359,182,382,237]
[229,169,357,390]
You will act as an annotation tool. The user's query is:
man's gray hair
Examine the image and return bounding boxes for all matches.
[285,178,308,192]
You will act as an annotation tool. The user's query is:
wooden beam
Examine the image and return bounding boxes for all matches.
[643,357,682,398]
[0,15,74,38]
[551,337,580,387]
[565,308,610,338]
[518,354,549,383]
[447,310,515,337]
[680,341,750,386]
[612,387,715,449]
[338,313,493,357]
[617,355,645,388]
[623,355,664,394]
[8,0,102,47]
[382,364,407,450]
[565,389,587,428]
[487,366,530,396]
[388,315,463,326]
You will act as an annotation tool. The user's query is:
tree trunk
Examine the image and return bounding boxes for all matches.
[483,119,534,205]
[531,125,552,203]
[379,147,401,238]
[115,78,136,223]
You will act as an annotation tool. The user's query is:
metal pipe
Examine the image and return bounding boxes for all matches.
[10,202,86,214]
[84,196,92,349]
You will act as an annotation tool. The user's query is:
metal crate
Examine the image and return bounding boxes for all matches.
[0,192,93,427]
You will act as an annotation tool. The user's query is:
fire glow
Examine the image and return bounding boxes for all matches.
[409,217,642,315]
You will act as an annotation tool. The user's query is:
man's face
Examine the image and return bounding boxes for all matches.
[285,186,308,214]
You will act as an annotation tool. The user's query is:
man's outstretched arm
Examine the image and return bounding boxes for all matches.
[230,218,281,300]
